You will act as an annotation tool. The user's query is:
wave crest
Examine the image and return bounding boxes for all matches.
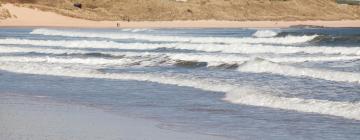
[30,28,317,45]
[238,59,360,83]
[252,30,278,38]
[2,38,360,55]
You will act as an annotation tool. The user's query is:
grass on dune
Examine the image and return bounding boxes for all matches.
[0,1,12,20]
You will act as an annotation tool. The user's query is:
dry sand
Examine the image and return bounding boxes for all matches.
[1,4,360,28]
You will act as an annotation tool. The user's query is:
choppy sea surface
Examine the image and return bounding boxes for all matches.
[0,28,359,140]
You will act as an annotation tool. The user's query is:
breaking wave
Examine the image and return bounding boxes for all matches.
[30,28,317,45]
[167,52,360,63]
[0,38,167,50]
[0,45,86,54]
[121,28,154,32]
[238,59,360,83]
[310,35,360,46]
[1,38,360,55]
[0,56,138,66]
[0,55,172,67]
[0,61,359,120]
[252,30,278,38]
[1,46,360,67]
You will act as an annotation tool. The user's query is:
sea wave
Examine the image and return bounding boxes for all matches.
[1,46,360,67]
[0,61,359,120]
[121,28,154,32]
[30,28,317,45]
[1,39,360,55]
[310,35,360,46]
[0,55,171,67]
[168,53,360,64]
[238,59,360,83]
[0,45,85,54]
[0,56,138,66]
[0,38,166,49]
[252,30,278,38]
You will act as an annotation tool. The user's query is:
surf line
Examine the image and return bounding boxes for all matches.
[0,62,359,120]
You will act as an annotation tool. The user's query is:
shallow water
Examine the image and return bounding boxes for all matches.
[0,28,359,139]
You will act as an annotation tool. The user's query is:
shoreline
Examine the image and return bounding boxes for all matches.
[1,4,360,29]
[2,20,360,29]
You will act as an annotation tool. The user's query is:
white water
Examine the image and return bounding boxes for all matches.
[121,28,154,32]
[0,45,86,54]
[5,55,356,84]
[0,38,167,50]
[2,38,360,55]
[0,56,143,66]
[169,53,360,64]
[30,28,317,45]
[238,59,360,83]
[0,61,359,120]
[252,30,278,38]
[2,46,360,68]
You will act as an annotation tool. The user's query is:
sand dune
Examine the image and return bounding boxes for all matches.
[1,4,360,28]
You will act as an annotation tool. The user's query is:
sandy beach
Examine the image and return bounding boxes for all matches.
[1,4,360,28]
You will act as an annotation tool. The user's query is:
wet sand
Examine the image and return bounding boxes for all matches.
[0,94,231,140]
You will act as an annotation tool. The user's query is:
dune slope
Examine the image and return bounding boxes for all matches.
[1,0,360,21]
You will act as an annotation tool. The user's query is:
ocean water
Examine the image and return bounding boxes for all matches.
[0,28,359,139]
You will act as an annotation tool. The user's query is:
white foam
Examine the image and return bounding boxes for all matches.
[0,38,166,50]
[252,30,278,38]
[211,44,360,56]
[0,61,359,120]
[30,28,317,45]
[224,91,360,120]
[0,45,85,54]
[0,54,172,67]
[167,54,248,66]
[2,38,360,55]
[0,56,135,66]
[238,59,360,83]
[1,46,360,67]
[267,55,360,63]
[168,53,360,64]
[121,28,154,32]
